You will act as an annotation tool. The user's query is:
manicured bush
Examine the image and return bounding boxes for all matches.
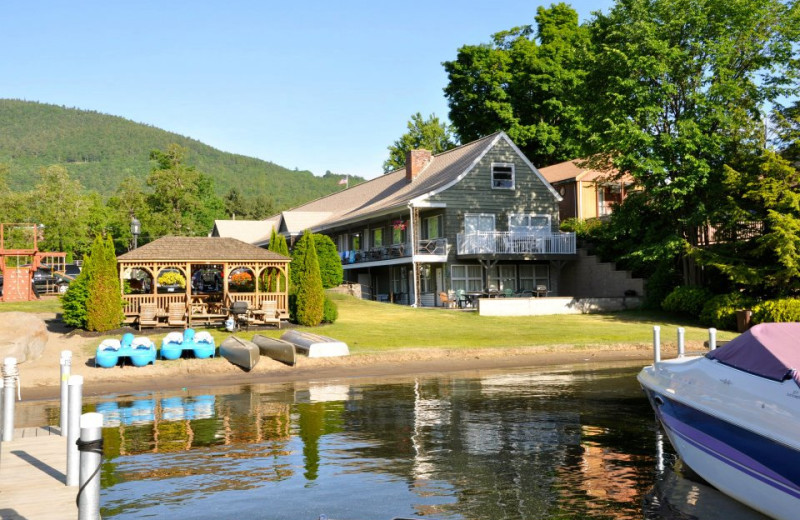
[294,230,324,326]
[61,266,90,329]
[86,235,125,332]
[314,234,343,289]
[662,285,712,317]
[322,294,338,323]
[752,298,800,324]
[700,293,755,330]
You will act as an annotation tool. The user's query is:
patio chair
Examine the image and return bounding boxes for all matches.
[254,300,281,329]
[439,291,456,309]
[168,302,187,328]
[455,289,469,309]
[138,303,158,330]
[502,288,514,298]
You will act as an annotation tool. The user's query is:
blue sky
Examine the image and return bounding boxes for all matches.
[2,1,611,180]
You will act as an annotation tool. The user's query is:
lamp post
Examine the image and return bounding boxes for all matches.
[130,217,141,250]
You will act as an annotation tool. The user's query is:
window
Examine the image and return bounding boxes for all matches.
[351,233,361,250]
[391,266,407,296]
[487,265,517,292]
[464,214,495,233]
[519,264,549,291]
[423,215,443,239]
[492,163,515,189]
[372,228,384,248]
[509,214,551,234]
[451,264,483,292]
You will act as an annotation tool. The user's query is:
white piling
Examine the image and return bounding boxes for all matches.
[60,350,72,436]
[653,326,661,364]
[78,412,103,520]
[677,327,685,358]
[66,374,83,487]
[2,357,19,442]
[708,328,717,350]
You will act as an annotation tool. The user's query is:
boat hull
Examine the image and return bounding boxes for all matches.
[639,359,800,520]
[252,335,296,366]
[219,336,260,371]
[280,330,349,358]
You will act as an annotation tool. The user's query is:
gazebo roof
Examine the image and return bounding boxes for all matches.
[117,236,290,263]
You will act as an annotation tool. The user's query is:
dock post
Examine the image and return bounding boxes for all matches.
[66,374,83,487]
[708,328,717,350]
[78,412,103,520]
[60,350,72,436]
[677,327,685,358]
[653,326,661,364]
[2,357,19,442]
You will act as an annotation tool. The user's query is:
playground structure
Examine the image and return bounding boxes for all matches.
[0,223,68,302]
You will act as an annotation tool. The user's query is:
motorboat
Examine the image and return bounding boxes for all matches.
[638,323,800,520]
[252,334,296,366]
[219,335,260,371]
[280,330,349,358]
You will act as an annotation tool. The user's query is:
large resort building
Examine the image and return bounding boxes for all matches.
[213,132,643,307]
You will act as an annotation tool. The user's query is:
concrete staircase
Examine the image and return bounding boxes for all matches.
[558,248,645,298]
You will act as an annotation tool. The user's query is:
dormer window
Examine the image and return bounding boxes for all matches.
[492,163,514,189]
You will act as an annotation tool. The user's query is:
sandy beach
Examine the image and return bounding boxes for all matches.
[16,313,675,402]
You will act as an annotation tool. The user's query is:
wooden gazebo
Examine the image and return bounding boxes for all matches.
[117,236,290,327]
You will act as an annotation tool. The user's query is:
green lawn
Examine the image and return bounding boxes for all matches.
[1,294,736,354]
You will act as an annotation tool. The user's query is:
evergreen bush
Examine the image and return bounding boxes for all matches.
[86,235,124,332]
[662,286,712,317]
[322,294,338,323]
[700,293,755,330]
[61,256,91,329]
[314,234,343,289]
[752,298,800,323]
[294,230,324,326]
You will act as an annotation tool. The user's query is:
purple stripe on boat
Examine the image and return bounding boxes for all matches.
[659,408,800,498]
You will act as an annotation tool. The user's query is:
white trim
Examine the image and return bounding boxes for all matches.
[409,131,563,204]
[491,162,515,190]
[508,213,552,233]
[498,133,563,202]
[409,133,505,204]
[464,213,496,232]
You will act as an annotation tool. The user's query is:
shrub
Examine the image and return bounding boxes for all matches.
[294,230,324,326]
[752,298,800,323]
[86,235,125,332]
[314,234,344,289]
[322,294,338,323]
[662,286,712,317]
[61,271,90,329]
[559,217,605,240]
[700,293,755,330]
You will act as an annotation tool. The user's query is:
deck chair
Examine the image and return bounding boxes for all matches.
[256,300,281,329]
[167,302,187,328]
[138,303,158,330]
[438,291,456,309]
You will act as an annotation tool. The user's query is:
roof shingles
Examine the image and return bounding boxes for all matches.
[117,237,289,262]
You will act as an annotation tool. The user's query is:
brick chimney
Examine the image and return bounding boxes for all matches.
[405,149,432,182]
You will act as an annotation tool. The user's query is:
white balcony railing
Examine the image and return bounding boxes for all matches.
[456,232,576,255]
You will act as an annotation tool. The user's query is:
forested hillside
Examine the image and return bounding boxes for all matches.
[0,99,358,209]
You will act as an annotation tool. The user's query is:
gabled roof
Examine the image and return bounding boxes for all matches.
[212,219,277,245]
[117,237,289,262]
[539,159,620,184]
[281,211,333,235]
[283,132,559,232]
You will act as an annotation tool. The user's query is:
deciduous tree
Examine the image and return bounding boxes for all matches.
[383,113,456,172]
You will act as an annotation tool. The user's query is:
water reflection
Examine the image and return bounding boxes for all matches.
[70,366,767,519]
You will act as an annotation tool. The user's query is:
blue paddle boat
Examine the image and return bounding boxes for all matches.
[95,333,157,368]
[160,328,216,360]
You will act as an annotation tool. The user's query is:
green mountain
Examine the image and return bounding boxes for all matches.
[0,99,360,210]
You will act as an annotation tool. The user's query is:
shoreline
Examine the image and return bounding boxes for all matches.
[14,313,679,402]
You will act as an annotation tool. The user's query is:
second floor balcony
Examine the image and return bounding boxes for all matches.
[340,238,448,266]
[456,231,576,256]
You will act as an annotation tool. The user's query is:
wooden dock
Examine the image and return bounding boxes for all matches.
[0,426,77,519]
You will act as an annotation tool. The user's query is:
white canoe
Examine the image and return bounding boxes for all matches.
[280,330,349,358]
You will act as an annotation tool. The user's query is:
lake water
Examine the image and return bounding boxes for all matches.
[30,362,768,519]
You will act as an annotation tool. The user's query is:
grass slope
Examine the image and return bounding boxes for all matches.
[0,99,362,209]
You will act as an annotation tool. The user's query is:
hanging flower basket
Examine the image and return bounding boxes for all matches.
[392,220,407,231]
